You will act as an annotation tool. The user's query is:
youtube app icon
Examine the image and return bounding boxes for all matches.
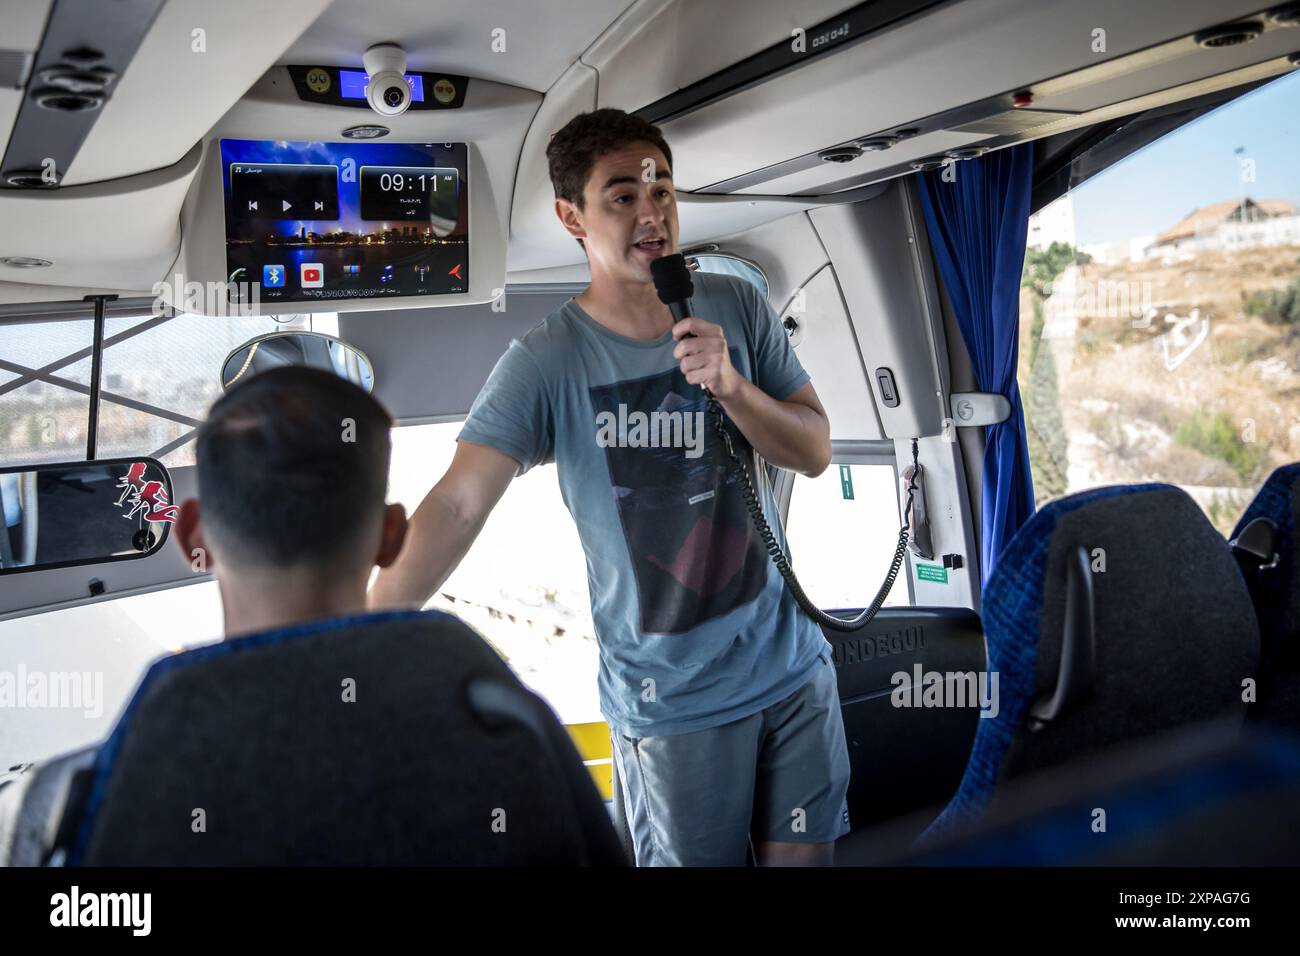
[300,263,324,288]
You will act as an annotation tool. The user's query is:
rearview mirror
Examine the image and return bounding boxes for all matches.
[0,458,175,576]
[221,332,375,393]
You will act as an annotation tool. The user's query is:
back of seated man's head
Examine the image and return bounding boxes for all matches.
[179,366,406,634]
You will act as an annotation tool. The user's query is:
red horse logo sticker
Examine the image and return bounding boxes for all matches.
[115,462,178,523]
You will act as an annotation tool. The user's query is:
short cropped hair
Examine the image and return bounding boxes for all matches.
[196,366,391,568]
[546,108,673,250]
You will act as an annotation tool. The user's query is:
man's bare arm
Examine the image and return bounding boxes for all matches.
[369,440,520,609]
[715,379,831,478]
[672,317,831,477]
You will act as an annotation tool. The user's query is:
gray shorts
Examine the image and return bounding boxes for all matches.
[610,650,851,866]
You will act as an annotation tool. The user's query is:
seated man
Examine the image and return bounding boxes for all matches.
[0,367,623,866]
[176,365,408,639]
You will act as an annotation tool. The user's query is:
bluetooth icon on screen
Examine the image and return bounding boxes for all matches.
[262,264,286,288]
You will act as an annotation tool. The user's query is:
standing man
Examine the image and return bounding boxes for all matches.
[371,108,849,866]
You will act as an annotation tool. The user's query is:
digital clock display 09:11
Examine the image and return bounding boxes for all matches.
[358,165,460,229]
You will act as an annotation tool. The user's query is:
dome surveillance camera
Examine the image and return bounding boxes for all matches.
[362,43,411,117]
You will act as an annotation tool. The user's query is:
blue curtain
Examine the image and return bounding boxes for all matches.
[916,146,1036,586]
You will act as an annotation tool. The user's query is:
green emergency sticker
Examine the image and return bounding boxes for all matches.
[839,465,854,500]
[916,564,949,584]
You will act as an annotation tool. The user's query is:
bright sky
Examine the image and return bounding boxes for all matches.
[1071,70,1300,246]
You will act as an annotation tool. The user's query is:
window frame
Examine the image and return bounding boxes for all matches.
[686,252,771,300]
[0,298,315,466]
[773,438,913,607]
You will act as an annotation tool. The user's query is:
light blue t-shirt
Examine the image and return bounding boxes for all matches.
[459,271,830,737]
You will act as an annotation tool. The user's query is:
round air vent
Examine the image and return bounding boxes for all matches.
[819,146,862,163]
[60,46,106,69]
[1194,21,1264,48]
[3,168,58,187]
[893,127,921,139]
[1270,4,1300,27]
[1289,51,1300,66]
[945,146,988,160]
[910,157,949,172]
[32,87,105,111]
[1,257,54,268]
[854,137,897,152]
[37,67,110,93]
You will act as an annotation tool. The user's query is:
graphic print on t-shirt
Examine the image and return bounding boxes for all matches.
[590,354,769,635]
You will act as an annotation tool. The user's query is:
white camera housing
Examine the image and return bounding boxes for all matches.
[362,43,411,116]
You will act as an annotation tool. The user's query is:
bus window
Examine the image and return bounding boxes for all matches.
[784,458,909,610]
[0,305,284,468]
[1019,71,1300,536]
[689,254,770,301]
[97,311,302,465]
[0,581,224,772]
[387,422,601,725]
[0,316,95,465]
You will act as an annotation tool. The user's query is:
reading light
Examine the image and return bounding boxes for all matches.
[1194,21,1264,48]
[3,168,58,187]
[819,146,862,163]
[855,137,898,152]
[342,124,390,139]
[910,158,949,172]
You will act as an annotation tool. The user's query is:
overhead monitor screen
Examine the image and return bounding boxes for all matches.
[219,139,468,303]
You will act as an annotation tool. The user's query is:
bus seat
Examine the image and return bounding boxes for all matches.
[57,609,626,865]
[824,608,986,835]
[923,484,1259,839]
[1231,463,1300,730]
[0,746,96,866]
[843,719,1300,865]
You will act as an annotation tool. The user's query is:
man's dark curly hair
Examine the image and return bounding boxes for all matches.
[546,108,673,250]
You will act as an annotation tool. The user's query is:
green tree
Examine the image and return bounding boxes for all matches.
[1023,297,1068,500]
[1174,410,1262,480]
[1243,276,1300,325]
[1022,241,1083,298]
[1019,244,1080,503]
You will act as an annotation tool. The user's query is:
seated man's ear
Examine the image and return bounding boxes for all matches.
[375,503,408,569]
[174,498,215,572]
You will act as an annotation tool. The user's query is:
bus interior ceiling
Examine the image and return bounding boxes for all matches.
[2,0,1299,855]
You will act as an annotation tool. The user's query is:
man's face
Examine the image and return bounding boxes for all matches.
[560,141,678,283]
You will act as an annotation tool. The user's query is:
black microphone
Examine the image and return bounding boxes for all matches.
[650,253,694,325]
[651,252,712,397]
